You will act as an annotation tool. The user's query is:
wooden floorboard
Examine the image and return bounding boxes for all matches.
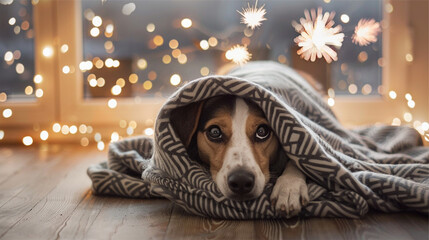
[0,145,427,240]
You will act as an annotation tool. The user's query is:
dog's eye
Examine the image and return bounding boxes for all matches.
[255,124,270,141]
[207,125,223,142]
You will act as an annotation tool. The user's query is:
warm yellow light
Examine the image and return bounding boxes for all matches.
[96,78,105,87]
[129,120,137,129]
[61,125,70,135]
[405,93,412,101]
[52,123,61,133]
[60,44,69,53]
[129,73,138,84]
[403,112,413,122]
[40,130,49,141]
[112,60,120,68]
[340,14,350,23]
[181,18,192,28]
[89,79,97,87]
[358,51,368,62]
[172,49,181,58]
[105,58,114,68]
[348,84,358,94]
[104,41,113,51]
[92,16,102,27]
[146,23,155,32]
[105,24,114,33]
[144,128,154,136]
[95,59,104,69]
[111,132,119,142]
[4,51,13,61]
[200,40,209,50]
[35,89,43,98]
[119,120,127,128]
[327,97,335,107]
[62,65,70,74]
[169,39,179,49]
[200,67,209,76]
[69,125,77,134]
[87,126,93,134]
[34,74,43,84]
[94,132,102,142]
[385,3,393,13]
[79,61,93,71]
[97,141,105,151]
[16,63,24,74]
[8,17,16,25]
[80,137,89,147]
[108,99,117,109]
[42,46,53,57]
[90,27,100,37]
[324,0,331,3]
[388,90,397,99]
[22,136,33,146]
[0,92,6,102]
[3,108,12,118]
[153,35,164,46]
[392,117,401,126]
[111,85,122,95]
[25,86,33,95]
[362,84,372,95]
[126,127,134,135]
[116,78,125,88]
[137,58,147,70]
[148,71,157,80]
[208,37,218,47]
[225,45,251,65]
[422,122,429,131]
[162,55,172,64]
[178,54,187,64]
[79,124,87,134]
[143,81,152,90]
[170,74,181,86]
[408,100,415,108]
[405,54,413,62]
[0,130,4,140]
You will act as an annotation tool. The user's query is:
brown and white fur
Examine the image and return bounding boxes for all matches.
[171,95,309,217]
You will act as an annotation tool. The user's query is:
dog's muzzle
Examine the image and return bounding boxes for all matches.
[227,169,255,195]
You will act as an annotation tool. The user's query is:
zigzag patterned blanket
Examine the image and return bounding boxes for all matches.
[87,61,429,219]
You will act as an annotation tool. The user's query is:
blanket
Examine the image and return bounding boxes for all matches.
[87,61,429,219]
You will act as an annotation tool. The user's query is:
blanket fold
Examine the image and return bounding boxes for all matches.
[87,61,429,219]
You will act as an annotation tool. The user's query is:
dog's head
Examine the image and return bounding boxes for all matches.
[171,96,279,200]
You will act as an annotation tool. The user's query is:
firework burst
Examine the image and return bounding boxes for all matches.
[237,0,267,30]
[352,19,381,46]
[225,45,252,65]
[292,8,345,63]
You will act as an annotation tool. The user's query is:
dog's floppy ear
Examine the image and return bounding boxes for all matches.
[170,101,204,147]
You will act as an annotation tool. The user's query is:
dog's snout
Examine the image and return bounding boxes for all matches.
[227,170,255,195]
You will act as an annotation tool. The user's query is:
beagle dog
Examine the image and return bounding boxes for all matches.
[171,95,309,217]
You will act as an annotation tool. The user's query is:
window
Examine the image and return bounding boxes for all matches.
[0,0,428,145]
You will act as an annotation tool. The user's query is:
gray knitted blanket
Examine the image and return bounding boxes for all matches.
[87,61,429,219]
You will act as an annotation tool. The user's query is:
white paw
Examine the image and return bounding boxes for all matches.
[270,176,309,218]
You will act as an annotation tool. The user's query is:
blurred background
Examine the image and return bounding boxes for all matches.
[0,0,427,148]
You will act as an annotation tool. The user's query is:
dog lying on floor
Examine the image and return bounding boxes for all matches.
[170,66,323,217]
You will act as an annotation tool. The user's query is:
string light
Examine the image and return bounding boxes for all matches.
[42,46,53,57]
[92,16,102,27]
[108,99,117,109]
[292,8,344,63]
[3,108,12,118]
[388,91,397,99]
[22,136,33,146]
[237,0,267,30]
[170,74,181,86]
[40,130,49,141]
[0,130,4,140]
[181,18,192,28]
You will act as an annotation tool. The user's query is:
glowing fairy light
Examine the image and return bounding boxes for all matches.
[94,132,102,142]
[137,58,147,69]
[0,130,4,140]
[34,74,43,84]
[146,23,155,32]
[388,90,397,99]
[40,130,49,141]
[8,17,16,25]
[292,8,344,63]
[42,46,53,57]
[4,51,13,62]
[3,108,12,118]
[25,86,33,95]
[200,40,209,50]
[92,16,102,27]
[225,45,252,65]
[52,123,61,133]
[403,112,413,122]
[35,89,44,98]
[62,65,70,74]
[111,132,119,142]
[97,141,105,151]
[340,14,350,23]
[352,19,381,46]
[237,0,267,30]
[79,124,87,134]
[69,125,77,134]
[90,27,100,37]
[0,92,6,102]
[81,137,89,147]
[111,85,121,95]
[170,74,181,86]
[22,136,33,146]
[327,97,335,106]
[105,24,114,34]
[61,44,69,53]
[108,99,117,109]
[126,127,134,135]
[392,118,401,126]
[122,3,136,15]
[181,18,192,28]
[144,128,154,136]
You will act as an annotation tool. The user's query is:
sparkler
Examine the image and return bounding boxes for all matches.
[352,19,381,46]
[225,45,252,65]
[237,0,267,30]
[292,8,344,63]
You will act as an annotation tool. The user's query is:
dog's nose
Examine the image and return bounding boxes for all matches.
[227,170,255,195]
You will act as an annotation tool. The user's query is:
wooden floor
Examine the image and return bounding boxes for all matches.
[0,145,427,240]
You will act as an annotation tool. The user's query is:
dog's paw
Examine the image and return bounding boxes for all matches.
[270,176,309,218]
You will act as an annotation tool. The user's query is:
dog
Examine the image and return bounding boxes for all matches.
[171,95,310,217]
